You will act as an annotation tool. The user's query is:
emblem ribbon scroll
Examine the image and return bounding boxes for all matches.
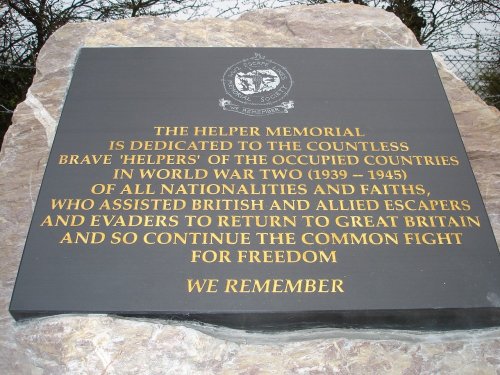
[219,98,294,116]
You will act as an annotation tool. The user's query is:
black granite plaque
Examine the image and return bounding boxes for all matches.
[9,48,500,329]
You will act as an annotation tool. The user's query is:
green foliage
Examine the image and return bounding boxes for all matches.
[0,64,34,144]
[479,58,500,109]
[384,1,426,43]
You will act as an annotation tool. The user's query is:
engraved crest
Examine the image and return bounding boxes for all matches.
[220,53,294,116]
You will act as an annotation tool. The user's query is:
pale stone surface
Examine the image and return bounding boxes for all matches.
[1,4,499,374]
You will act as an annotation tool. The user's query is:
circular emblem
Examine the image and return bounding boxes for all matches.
[223,53,292,106]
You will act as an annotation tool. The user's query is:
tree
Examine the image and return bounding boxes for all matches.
[0,0,208,145]
[94,0,210,20]
[479,48,500,109]
[1,1,35,144]
[384,1,426,43]
[0,0,97,144]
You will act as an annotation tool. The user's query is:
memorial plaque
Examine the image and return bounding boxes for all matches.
[9,48,500,329]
